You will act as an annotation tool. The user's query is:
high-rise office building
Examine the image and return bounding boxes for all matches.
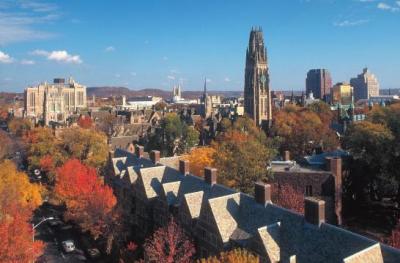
[350,68,380,101]
[306,69,332,100]
[244,27,272,128]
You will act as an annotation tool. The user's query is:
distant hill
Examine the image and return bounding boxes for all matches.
[87,87,243,100]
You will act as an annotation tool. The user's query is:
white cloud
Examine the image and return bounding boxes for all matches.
[163,56,168,61]
[19,1,58,13]
[397,1,400,6]
[115,73,121,78]
[206,78,212,83]
[21,59,35,65]
[167,75,175,80]
[377,2,399,11]
[334,19,369,27]
[105,46,115,52]
[170,69,180,74]
[0,51,13,63]
[130,72,137,76]
[32,50,82,64]
[0,2,59,45]
[224,77,231,82]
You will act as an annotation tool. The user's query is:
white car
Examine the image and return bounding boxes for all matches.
[61,240,76,253]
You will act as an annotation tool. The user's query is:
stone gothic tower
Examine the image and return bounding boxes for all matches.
[244,27,272,128]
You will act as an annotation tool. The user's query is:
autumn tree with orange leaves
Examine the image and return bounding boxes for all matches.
[272,103,338,159]
[144,218,195,263]
[213,116,275,194]
[0,160,44,262]
[198,248,259,263]
[55,159,117,241]
[185,147,215,177]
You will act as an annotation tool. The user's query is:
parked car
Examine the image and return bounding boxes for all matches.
[86,248,101,259]
[47,219,63,227]
[61,240,76,253]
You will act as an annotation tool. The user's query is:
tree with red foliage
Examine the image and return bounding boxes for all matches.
[144,218,195,263]
[0,204,44,263]
[55,159,117,239]
[77,115,93,129]
[387,219,400,249]
[271,183,304,214]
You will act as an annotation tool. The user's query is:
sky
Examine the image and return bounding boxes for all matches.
[0,0,399,92]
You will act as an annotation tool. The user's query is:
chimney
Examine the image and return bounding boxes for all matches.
[204,167,217,186]
[330,157,342,178]
[135,145,144,158]
[127,143,135,154]
[179,160,190,175]
[255,182,271,205]
[150,150,160,164]
[331,157,343,225]
[284,150,290,161]
[304,197,325,226]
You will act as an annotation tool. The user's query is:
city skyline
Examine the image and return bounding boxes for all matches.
[0,0,400,92]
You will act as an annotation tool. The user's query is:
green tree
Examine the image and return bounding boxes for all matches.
[148,113,199,156]
[342,121,394,201]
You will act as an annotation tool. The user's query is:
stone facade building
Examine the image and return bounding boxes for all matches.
[106,146,400,262]
[244,27,272,128]
[24,77,86,125]
[350,68,380,102]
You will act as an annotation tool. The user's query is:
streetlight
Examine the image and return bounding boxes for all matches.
[32,217,54,242]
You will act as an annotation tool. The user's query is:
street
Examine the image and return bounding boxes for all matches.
[33,203,105,263]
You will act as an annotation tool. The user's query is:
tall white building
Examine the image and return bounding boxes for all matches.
[24,78,87,125]
[350,68,380,101]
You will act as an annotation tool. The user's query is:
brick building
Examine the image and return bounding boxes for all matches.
[106,146,400,262]
[270,151,343,225]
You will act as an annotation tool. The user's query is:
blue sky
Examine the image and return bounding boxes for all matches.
[0,0,399,92]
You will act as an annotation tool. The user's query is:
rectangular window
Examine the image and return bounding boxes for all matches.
[305,185,313,196]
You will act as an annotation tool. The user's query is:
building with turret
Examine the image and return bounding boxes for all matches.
[244,27,272,128]
[24,77,86,125]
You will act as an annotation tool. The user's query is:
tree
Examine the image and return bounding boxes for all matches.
[214,128,275,194]
[148,113,199,156]
[342,121,394,202]
[198,248,259,263]
[144,218,195,263]
[185,147,216,177]
[0,130,13,160]
[55,159,117,239]
[8,118,31,137]
[271,183,304,214]
[77,115,93,129]
[272,105,338,159]
[386,219,400,249]
[59,128,109,168]
[0,160,42,211]
[24,127,63,183]
[0,204,44,263]
[0,161,44,262]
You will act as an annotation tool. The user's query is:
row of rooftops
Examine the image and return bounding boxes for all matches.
[108,145,400,262]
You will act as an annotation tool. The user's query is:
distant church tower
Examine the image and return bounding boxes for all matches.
[202,78,212,118]
[244,27,272,128]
